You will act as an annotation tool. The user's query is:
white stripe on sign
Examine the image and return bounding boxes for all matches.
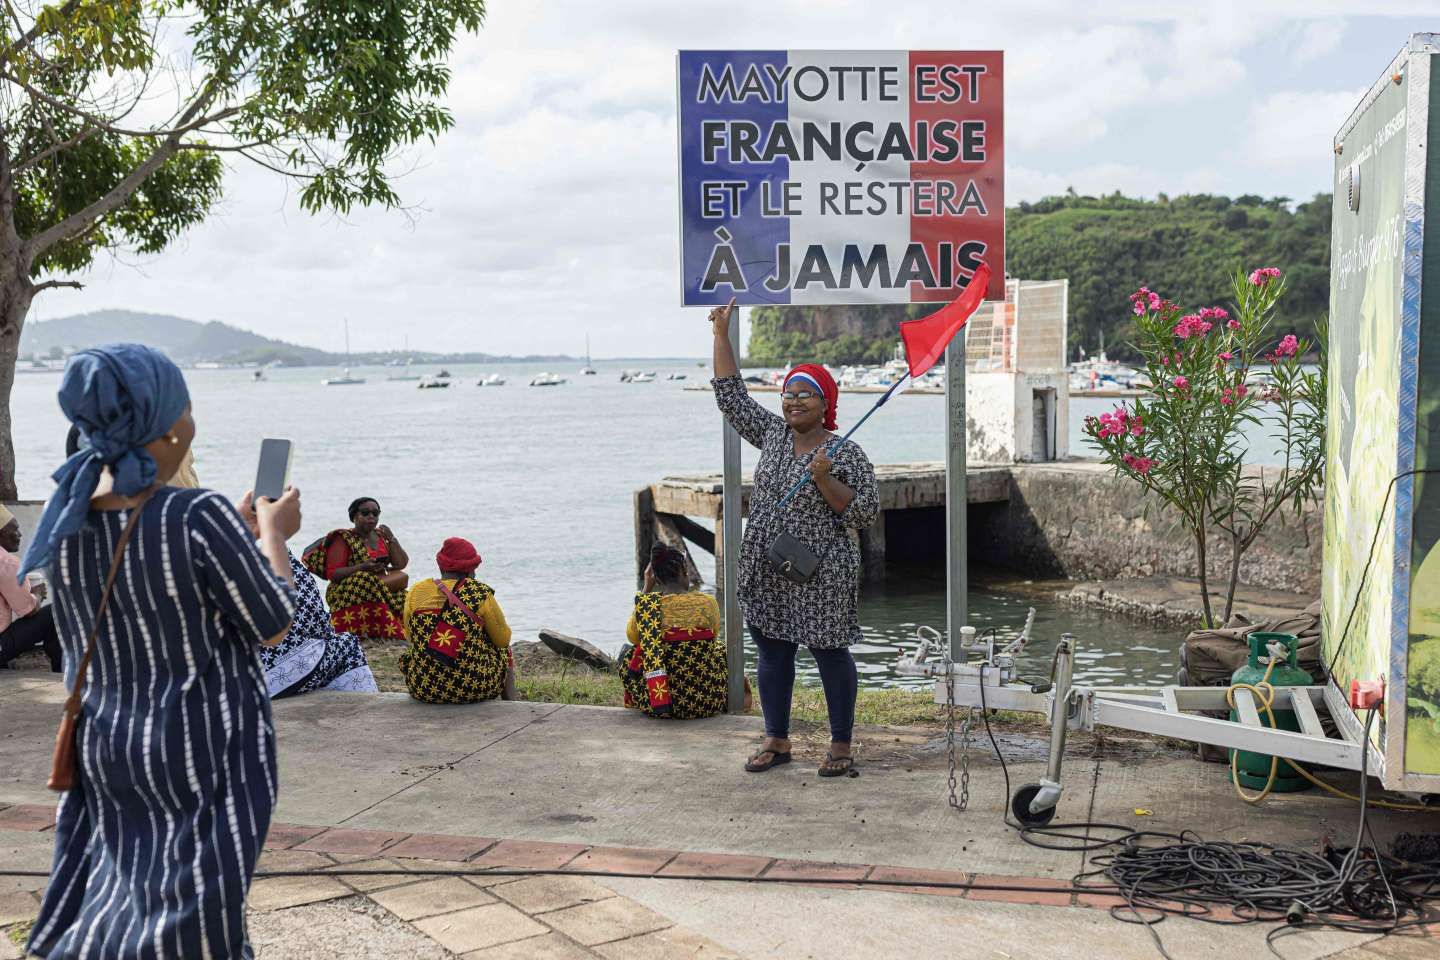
[788,50,911,305]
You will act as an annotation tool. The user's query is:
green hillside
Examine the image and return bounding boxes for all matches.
[747,191,1332,364]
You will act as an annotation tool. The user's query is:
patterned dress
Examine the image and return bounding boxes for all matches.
[399,578,508,704]
[28,489,296,960]
[618,591,727,719]
[258,554,378,698]
[300,529,405,641]
[713,376,880,649]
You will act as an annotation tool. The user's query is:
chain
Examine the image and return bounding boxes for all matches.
[944,648,974,812]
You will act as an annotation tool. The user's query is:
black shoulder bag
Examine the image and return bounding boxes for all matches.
[765,439,846,585]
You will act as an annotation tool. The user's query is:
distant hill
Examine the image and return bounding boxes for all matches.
[19,310,570,366]
[20,310,335,365]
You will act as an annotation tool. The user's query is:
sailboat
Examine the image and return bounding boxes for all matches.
[387,335,421,381]
[580,335,597,376]
[322,319,366,386]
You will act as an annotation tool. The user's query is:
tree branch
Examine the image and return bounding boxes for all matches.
[32,278,82,293]
[14,121,98,172]
[0,69,241,139]
[2,0,82,68]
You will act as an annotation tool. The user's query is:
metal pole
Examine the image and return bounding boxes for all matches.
[723,307,745,713]
[945,334,968,660]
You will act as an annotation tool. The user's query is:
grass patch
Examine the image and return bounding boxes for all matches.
[7,920,33,948]
[362,641,1047,733]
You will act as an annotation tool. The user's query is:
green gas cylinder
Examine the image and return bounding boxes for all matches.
[1228,632,1314,792]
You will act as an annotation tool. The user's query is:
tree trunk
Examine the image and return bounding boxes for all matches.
[1194,525,1214,628]
[1223,531,1243,624]
[0,266,34,502]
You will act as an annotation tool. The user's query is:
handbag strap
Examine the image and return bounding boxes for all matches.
[434,578,486,634]
[62,488,156,720]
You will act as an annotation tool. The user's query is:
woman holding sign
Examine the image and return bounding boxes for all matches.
[711,301,879,777]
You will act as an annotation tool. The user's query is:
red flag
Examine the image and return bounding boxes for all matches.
[899,262,993,378]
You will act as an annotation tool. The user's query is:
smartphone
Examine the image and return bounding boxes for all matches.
[254,439,293,503]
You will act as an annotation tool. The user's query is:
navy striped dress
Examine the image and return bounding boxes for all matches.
[28,488,296,960]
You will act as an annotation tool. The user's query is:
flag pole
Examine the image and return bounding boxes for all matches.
[776,373,910,508]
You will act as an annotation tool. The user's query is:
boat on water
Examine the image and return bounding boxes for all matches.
[252,369,266,382]
[323,319,367,386]
[666,373,687,381]
[530,372,567,387]
[418,376,450,389]
[477,373,507,387]
[629,372,656,383]
[580,335,597,376]
[1069,347,1145,393]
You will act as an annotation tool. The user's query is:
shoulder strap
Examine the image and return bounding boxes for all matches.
[435,578,487,633]
[62,488,156,721]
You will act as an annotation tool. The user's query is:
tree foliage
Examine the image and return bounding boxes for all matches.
[746,192,1332,365]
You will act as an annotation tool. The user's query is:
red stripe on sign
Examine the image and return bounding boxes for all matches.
[908,51,1004,302]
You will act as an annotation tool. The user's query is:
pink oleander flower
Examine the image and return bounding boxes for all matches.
[1130,287,1162,315]
[1236,383,1248,398]
[1173,315,1214,339]
[1172,375,1189,391]
[1274,334,1299,358]
[1248,266,1282,286]
[1219,351,1234,361]
[1123,454,1157,475]
[1129,414,1144,436]
[1227,319,1241,330]
[1160,356,1169,367]
[1198,306,1230,322]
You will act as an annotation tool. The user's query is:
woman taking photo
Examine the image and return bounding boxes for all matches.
[710,304,879,777]
[302,496,409,640]
[23,344,301,959]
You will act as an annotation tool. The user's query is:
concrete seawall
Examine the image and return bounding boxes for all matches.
[970,460,1322,596]
[637,459,1322,597]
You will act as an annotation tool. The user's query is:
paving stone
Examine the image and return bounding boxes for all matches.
[257,849,335,873]
[246,874,353,912]
[294,828,407,856]
[967,874,1073,907]
[412,902,548,954]
[469,840,588,870]
[370,877,496,921]
[593,926,743,960]
[386,832,496,862]
[657,853,771,880]
[0,805,53,832]
[263,823,327,850]
[762,859,870,882]
[1356,934,1440,959]
[542,897,673,947]
[0,929,23,960]
[0,890,38,926]
[462,933,598,959]
[248,897,450,959]
[490,875,613,914]
[565,847,677,877]
[324,858,421,893]
[865,865,972,898]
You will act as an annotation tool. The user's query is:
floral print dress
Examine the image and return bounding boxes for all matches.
[713,376,879,649]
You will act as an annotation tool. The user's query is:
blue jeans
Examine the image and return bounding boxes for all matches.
[750,623,857,744]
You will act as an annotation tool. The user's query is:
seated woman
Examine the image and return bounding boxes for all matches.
[302,497,409,640]
[400,537,515,704]
[235,493,379,697]
[618,543,745,719]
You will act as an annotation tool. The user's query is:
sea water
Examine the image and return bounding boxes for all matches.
[11,360,1269,688]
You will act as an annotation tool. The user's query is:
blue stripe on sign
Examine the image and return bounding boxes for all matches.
[679,50,790,305]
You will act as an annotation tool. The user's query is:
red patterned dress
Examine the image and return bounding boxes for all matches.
[301,529,406,641]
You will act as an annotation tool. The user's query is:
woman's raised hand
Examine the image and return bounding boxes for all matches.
[709,297,737,337]
[809,449,833,482]
[256,487,302,541]
[377,524,396,543]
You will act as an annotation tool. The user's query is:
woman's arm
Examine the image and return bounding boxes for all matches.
[378,525,408,570]
[831,444,880,530]
[808,448,856,516]
[711,298,739,378]
[480,594,512,648]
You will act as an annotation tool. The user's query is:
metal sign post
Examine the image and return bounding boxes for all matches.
[945,335,968,658]
[723,307,746,713]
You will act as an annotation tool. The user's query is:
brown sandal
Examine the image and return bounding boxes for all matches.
[745,749,792,773]
[818,752,855,778]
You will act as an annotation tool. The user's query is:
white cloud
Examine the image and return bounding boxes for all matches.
[1290,20,1346,64]
[1244,88,1367,171]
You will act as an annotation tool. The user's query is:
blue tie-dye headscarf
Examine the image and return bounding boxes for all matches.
[20,344,190,577]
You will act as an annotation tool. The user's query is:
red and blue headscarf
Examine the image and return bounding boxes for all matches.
[784,364,838,431]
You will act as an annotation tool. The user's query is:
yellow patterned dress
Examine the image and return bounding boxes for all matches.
[618,591,727,719]
[399,578,511,704]
[301,529,406,641]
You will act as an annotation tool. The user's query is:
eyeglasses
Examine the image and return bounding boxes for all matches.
[780,390,818,401]
[356,508,380,518]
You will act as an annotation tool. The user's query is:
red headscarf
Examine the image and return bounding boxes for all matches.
[435,537,482,575]
[784,363,838,431]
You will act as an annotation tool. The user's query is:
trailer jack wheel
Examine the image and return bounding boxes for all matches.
[1011,783,1057,827]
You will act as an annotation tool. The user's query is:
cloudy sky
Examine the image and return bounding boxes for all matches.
[31,1,1440,357]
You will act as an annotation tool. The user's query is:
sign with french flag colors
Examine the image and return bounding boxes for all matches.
[677,50,1004,306]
